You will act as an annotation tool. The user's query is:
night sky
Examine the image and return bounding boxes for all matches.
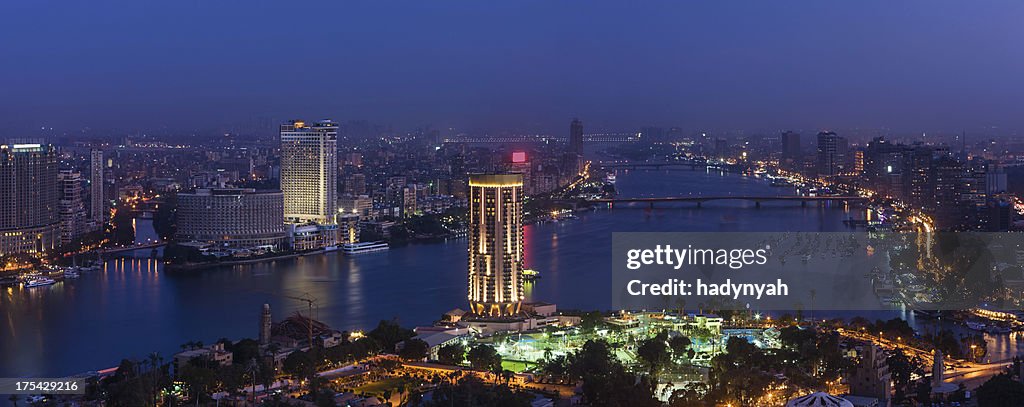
[2,1,1023,136]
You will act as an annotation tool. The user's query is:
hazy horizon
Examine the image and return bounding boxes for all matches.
[3,1,1023,138]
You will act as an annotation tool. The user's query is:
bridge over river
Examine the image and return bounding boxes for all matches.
[587,195,868,209]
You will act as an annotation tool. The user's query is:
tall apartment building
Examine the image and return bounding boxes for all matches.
[816,131,847,177]
[175,188,288,249]
[467,174,525,317]
[0,142,59,255]
[57,169,87,246]
[90,148,105,230]
[344,173,367,195]
[280,120,338,225]
[781,131,801,164]
[569,118,584,174]
[569,118,583,156]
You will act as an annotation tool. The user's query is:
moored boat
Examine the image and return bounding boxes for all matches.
[342,241,389,255]
[24,276,57,288]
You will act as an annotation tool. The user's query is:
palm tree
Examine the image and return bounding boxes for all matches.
[8,394,19,407]
[490,365,503,386]
[148,352,163,406]
[501,370,514,386]
[245,358,260,406]
[675,298,686,316]
[809,289,817,322]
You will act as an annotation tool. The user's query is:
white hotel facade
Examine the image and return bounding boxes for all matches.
[280,120,339,249]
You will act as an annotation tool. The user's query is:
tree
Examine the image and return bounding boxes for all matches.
[105,359,150,407]
[178,362,218,406]
[368,319,415,352]
[637,332,671,376]
[399,338,429,361]
[887,348,914,402]
[152,192,177,240]
[567,340,660,407]
[467,344,502,372]
[437,343,466,366]
[579,311,605,333]
[976,373,1024,407]
[314,388,339,407]
[425,376,532,407]
[111,205,137,245]
[669,382,709,407]
[282,350,314,378]
[230,338,262,364]
[669,335,694,361]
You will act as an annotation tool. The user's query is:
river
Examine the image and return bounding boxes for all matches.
[2,168,1020,379]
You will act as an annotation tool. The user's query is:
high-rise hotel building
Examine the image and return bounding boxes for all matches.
[280,120,338,225]
[0,142,59,255]
[467,174,525,317]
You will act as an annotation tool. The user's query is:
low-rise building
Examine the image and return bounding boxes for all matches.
[173,342,233,374]
[338,194,373,220]
[288,223,338,251]
[338,213,360,245]
[410,329,470,360]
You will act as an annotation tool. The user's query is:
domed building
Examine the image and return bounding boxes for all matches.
[785,392,854,407]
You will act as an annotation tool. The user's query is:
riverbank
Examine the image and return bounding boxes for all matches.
[164,249,327,272]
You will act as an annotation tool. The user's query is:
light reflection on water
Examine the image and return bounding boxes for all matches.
[1,169,1020,377]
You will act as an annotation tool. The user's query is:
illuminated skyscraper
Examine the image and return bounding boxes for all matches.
[0,142,59,255]
[467,174,524,317]
[280,120,338,225]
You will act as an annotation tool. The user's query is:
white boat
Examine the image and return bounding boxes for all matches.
[966,321,987,331]
[63,270,80,278]
[24,277,57,288]
[342,241,389,255]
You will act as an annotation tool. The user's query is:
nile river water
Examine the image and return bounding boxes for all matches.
[2,169,1021,378]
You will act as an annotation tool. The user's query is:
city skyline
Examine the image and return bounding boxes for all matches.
[3,1,1024,137]
[3,2,1024,405]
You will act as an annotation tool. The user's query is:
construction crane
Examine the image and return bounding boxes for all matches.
[281,292,318,349]
[255,290,319,349]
